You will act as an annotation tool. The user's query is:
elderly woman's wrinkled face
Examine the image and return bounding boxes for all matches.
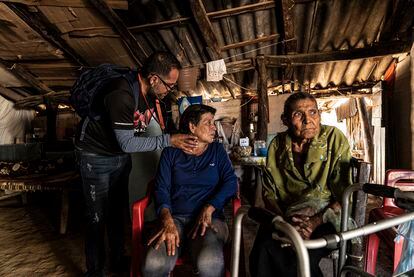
[190,112,217,143]
[288,98,321,140]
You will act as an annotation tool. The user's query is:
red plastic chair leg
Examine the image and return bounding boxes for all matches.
[393,237,404,272]
[364,232,380,275]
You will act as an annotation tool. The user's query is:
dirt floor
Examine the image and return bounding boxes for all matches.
[0,190,393,277]
[0,191,85,276]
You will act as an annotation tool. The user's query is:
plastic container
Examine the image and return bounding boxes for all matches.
[254,140,267,157]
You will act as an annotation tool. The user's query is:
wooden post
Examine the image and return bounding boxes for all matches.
[350,161,372,275]
[60,190,69,234]
[46,102,57,143]
[357,98,374,164]
[256,55,269,141]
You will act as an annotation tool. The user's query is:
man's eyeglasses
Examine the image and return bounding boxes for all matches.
[154,74,178,93]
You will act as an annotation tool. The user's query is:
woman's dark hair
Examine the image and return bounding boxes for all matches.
[140,51,182,78]
[179,104,216,134]
[282,92,318,124]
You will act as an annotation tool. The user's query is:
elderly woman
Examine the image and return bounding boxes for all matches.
[250,92,353,277]
[142,104,238,277]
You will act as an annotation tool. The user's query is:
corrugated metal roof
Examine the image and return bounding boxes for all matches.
[0,0,411,106]
[292,0,410,89]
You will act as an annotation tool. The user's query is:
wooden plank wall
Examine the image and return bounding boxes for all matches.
[268,94,289,136]
[209,99,241,121]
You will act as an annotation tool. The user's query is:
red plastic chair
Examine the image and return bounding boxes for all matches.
[364,169,414,274]
[130,179,242,277]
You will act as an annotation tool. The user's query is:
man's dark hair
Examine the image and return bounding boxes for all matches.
[140,51,182,78]
[282,92,318,123]
[179,104,216,134]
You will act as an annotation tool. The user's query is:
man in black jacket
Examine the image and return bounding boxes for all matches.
[75,52,198,276]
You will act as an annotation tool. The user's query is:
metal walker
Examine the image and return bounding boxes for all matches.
[231,183,414,277]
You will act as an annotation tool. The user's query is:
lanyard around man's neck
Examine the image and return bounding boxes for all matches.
[138,74,165,132]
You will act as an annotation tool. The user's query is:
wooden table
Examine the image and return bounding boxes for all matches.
[232,156,266,207]
[0,171,80,234]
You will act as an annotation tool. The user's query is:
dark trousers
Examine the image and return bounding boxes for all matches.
[249,222,336,277]
[76,150,131,277]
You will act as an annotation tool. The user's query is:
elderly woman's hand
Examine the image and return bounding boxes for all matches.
[289,202,341,239]
[291,213,323,240]
[190,204,217,239]
[147,208,180,256]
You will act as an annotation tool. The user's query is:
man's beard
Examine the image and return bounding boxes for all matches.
[147,87,158,100]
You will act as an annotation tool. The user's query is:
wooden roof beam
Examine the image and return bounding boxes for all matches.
[226,59,255,74]
[225,40,411,74]
[312,84,376,98]
[190,0,237,99]
[1,0,128,9]
[128,17,191,33]
[128,1,275,33]
[0,86,25,102]
[275,0,297,54]
[14,91,70,108]
[265,40,412,67]
[6,3,89,67]
[190,0,221,60]
[221,34,279,51]
[88,0,149,66]
[208,1,275,20]
[0,59,55,94]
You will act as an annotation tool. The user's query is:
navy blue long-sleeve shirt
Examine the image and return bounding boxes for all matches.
[154,142,237,219]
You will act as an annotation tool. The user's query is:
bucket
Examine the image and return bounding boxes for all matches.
[178,67,199,91]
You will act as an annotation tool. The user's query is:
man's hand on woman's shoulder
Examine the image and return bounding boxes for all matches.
[170,133,198,154]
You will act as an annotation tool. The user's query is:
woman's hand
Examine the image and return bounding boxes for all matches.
[289,202,341,239]
[147,208,180,256]
[290,213,323,239]
[190,204,217,239]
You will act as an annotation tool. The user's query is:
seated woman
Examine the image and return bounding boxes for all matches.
[142,104,238,277]
[250,92,353,277]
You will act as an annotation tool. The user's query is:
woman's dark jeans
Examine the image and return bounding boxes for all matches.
[76,150,131,277]
[141,217,229,277]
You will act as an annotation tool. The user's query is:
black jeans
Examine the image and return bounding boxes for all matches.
[249,222,336,277]
[76,150,131,277]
